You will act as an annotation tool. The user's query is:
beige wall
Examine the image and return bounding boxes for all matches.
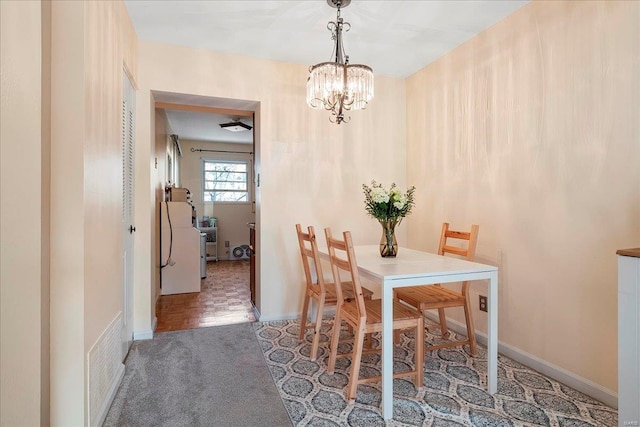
[50,0,138,423]
[7,0,633,419]
[0,1,50,425]
[179,139,255,259]
[50,2,85,422]
[136,41,407,322]
[406,0,639,393]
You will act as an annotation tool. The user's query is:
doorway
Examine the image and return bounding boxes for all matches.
[153,94,259,333]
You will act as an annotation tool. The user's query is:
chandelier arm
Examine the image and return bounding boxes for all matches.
[322,99,339,112]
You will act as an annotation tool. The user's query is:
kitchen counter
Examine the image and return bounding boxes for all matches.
[617,248,640,258]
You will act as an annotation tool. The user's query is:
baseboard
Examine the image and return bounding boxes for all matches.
[93,363,125,427]
[133,317,157,340]
[257,312,301,322]
[133,329,153,340]
[257,305,338,323]
[424,312,618,408]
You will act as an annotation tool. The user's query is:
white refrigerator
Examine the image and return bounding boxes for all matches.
[160,201,202,295]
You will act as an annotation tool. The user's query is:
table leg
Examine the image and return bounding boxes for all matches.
[382,281,394,420]
[488,271,498,394]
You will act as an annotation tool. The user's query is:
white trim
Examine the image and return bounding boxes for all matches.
[133,317,156,341]
[424,312,618,409]
[256,301,336,322]
[133,329,153,340]
[257,303,338,323]
[92,364,125,427]
[257,312,301,322]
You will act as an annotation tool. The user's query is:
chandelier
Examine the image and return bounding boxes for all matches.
[306,0,374,124]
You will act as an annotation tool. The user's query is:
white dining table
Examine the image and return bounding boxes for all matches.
[321,244,499,420]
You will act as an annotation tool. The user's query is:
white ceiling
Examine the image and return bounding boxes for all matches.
[133,1,529,142]
[153,91,258,144]
[126,0,529,78]
[164,109,254,144]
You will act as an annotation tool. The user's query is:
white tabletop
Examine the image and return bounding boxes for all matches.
[352,245,497,280]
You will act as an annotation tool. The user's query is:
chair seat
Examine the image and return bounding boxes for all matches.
[314,281,374,304]
[341,298,422,328]
[395,285,464,309]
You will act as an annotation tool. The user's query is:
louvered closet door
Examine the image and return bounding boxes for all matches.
[121,72,136,359]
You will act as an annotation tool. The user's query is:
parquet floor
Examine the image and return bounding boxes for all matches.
[156,260,256,332]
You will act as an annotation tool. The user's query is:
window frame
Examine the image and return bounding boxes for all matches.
[201,158,251,204]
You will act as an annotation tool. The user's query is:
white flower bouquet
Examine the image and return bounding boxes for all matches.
[362,181,416,257]
[362,181,416,222]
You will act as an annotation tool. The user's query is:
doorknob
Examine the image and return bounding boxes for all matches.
[129,225,136,234]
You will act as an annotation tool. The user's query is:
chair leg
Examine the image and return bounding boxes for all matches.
[346,322,366,402]
[437,307,449,338]
[327,308,342,374]
[310,297,325,361]
[415,317,424,389]
[363,332,372,350]
[463,297,478,356]
[299,292,311,341]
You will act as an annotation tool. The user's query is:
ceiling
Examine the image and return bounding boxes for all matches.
[164,109,254,144]
[153,92,258,144]
[132,1,529,142]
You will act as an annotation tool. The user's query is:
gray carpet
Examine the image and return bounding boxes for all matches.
[103,322,292,427]
[254,319,618,427]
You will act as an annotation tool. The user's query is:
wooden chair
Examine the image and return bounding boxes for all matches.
[325,228,424,402]
[296,224,373,360]
[394,222,480,355]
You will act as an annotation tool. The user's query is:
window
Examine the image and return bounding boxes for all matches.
[202,160,249,202]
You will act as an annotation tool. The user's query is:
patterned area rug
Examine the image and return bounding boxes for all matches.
[253,319,617,427]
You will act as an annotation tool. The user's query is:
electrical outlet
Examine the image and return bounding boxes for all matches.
[479,295,488,312]
[225,241,230,248]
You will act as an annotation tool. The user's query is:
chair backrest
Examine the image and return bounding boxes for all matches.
[295,224,326,295]
[324,228,367,319]
[438,222,479,261]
